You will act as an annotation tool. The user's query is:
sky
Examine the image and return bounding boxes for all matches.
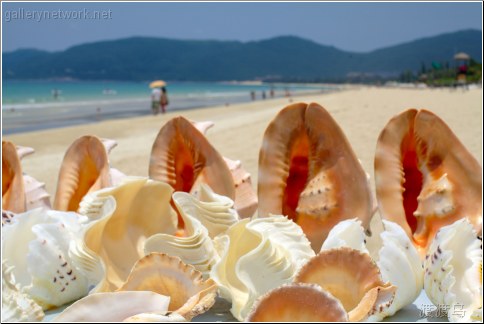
[1,1,482,53]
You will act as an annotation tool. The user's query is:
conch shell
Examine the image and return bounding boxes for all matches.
[374,109,482,253]
[1,208,89,310]
[247,283,348,322]
[2,141,26,213]
[295,247,397,322]
[73,177,177,292]
[424,219,482,322]
[118,253,217,321]
[210,215,315,320]
[258,102,373,251]
[321,219,424,320]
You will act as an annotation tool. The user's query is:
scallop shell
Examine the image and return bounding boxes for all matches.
[149,116,235,228]
[295,247,396,322]
[72,177,178,292]
[2,141,26,213]
[258,102,373,251]
[2,261,45,322]
[321,219,424,320]
[144,190,219,277]
[223,157,258,218]
[118,253,217,320]
[246,283,348,322]
[424,218,482,322]
[1,208,89,309]
[53,291,170,322]
[375,109,482,253]
[210,215,315,321]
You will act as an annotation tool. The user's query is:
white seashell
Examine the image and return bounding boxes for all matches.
[100,137,127,186]
[2,261,45,322]
[23,174,52,210]
[424,218,482,322]
[144,190,219,277]
[1,208,89,310]
[53,291,170,322]
[210,215,315,321]
[321,218,423,320]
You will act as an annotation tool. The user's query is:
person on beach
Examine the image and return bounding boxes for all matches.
[250,91,256,100]
[151,87,161,115]
[160,87,169,114]
[262,91,266,100]
[270,87,275,98]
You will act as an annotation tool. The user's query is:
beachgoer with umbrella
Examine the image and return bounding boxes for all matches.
[149,80,168,115]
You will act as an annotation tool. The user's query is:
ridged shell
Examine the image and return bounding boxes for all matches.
[258,102,373,251]
[210,215,315,321]
[1,208,89,309]
[424,218,482,322]
[375,109,482,253]
[295,247,396,322]
[53,291,170,322]
[223,157,258,218]
[118,253,217,320]
[72,177,177,292]
[321,219,424,320]
[2,141,26,213]
[247,283,348,322]
[2,261,45,322]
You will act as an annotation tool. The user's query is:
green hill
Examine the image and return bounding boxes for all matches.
[3,29,481,82]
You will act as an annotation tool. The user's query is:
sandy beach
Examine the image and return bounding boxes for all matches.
[5,86,482,204]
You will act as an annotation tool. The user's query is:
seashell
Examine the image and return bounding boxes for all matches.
[2,260,45,322]
[144,190,220,277]
[54,135,112,211]
[210,215,315,321]
[246,283,348,322]
[100,137,127,186]
[72,177,178,292]
[424,218,482,322]
[149,116,235,215]
[191,120,215,135]
[2,140,26,213]
[1,208,89,310]
[375,109,482,253]
[258,102,373,251]
[321,219,424,320]
[53,291,170,322]
[2,210,16,226]
[223,157,258,218]
[118,253,217,320]
[295,247,397,322]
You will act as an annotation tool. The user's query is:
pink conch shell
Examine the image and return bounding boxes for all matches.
[2,141,26,213]
[258,103,373,251]
[374,109,482,253]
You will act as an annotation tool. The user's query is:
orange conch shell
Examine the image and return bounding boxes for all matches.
[374,109,482,253]
[258,103,373,251]
[54,136,112,211]
[2,141,25,213]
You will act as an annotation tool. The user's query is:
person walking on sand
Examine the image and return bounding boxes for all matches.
[160,87,169,114]
[151,87,161,115]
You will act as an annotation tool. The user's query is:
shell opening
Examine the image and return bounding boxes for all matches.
[282,133,310,221]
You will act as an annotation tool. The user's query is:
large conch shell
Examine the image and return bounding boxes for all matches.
[53,291,171,322]
[321,219,424,320]
[72,177,177,292]
[247,283,348,322]
[210,215,315,321]
[2,260,45,322]
[374,109,482,253]
[258,102,373,251]
[144,188,222,277]
[149,116,235,213]
[118,253,217,321]
[424,219,482,322]
[2,141,25,213]
[1,208,89,310]
[295,247,397,321]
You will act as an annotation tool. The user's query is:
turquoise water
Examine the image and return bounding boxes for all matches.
[2,80,327,108]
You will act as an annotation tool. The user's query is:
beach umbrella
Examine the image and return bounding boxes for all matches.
[453,52,470,61]
[149,80,167,88]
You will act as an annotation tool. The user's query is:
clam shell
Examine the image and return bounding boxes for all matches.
[2,141,26,213]
[1,208,89,309]
[424,218,482,322]
[53,291,170,322]
[246,283,348,322]
[210,215,315,321]
[375,109,482,253]
[295,247,396,321]
[118,253,217,320]
[2,261,45,322]
[258,102,373,251]
[73,177,177,292]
